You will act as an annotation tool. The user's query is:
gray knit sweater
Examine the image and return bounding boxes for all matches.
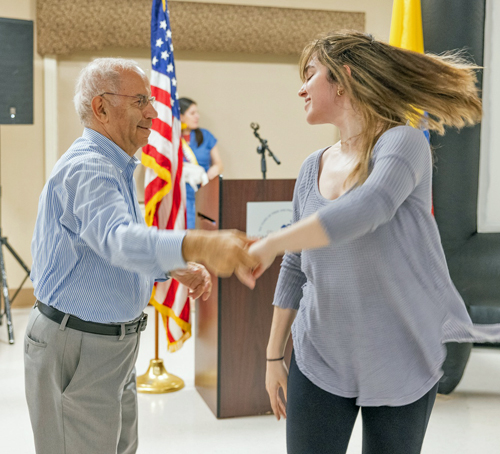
[274,125,500,406]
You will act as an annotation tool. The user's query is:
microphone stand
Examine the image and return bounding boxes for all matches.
[250,123,281,180]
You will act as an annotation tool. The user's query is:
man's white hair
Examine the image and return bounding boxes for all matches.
[74,58,146,126]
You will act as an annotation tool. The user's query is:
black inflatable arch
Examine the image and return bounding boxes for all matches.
[422,0,500,393]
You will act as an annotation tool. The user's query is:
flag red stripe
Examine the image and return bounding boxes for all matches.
[179,298,190,322]
[152,85,171,107]
[142,144,173,171]
[167,329,176,344]
[166,142,183,229]
[152,117,172,142]
[167,189,180,229]
[164,280,181,343]
[144,176,168,203]
[164,279,179,307]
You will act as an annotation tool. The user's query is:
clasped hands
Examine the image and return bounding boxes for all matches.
[173,230,278,298]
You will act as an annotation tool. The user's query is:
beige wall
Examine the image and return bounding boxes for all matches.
[0,0,44,300]
[57,0,394,198]
[0,0,393,296]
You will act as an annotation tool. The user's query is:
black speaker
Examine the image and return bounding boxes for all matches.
[0,18,33,125]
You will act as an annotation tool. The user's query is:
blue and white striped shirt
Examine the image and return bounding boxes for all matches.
[31,128,187,323]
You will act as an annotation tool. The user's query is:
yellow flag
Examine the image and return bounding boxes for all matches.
[389,0,424,53]
[390,0,430,139]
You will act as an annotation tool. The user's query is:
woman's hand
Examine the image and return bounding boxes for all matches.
[248,237,278,279]
[266,359,289,420]
[208,145,223,179]
[182,230,259,289]
[206,166,219,180]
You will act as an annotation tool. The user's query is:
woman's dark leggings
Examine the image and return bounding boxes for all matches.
[286,353,438,454]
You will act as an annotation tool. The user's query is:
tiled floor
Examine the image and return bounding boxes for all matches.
[1,306,500,453]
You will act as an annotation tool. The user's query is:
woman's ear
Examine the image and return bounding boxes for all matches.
[343,65,352,77]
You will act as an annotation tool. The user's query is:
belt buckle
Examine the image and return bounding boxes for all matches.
[138,313,148,332]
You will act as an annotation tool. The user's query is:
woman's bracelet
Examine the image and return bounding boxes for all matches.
[266,356,285,362]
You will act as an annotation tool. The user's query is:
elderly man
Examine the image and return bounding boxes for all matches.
[25,58,257,454]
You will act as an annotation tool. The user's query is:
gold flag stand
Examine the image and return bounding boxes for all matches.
[137,309,184,393]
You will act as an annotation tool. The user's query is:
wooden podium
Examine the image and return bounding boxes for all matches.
[194,177,295,418]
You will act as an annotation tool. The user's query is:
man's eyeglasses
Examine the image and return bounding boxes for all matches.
[99,92,155,109]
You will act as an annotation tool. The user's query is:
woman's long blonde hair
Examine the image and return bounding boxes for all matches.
[299,30,482,186]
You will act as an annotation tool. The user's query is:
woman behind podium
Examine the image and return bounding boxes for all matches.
[248,31,500,454]
[179,97,224,229]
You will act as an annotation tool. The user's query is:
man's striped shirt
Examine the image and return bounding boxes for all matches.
[31,128,187,323]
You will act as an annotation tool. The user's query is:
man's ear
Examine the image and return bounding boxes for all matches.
[91,95,108,124]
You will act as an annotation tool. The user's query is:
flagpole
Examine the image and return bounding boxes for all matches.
[136,307,185,393]
[155,309,159,359]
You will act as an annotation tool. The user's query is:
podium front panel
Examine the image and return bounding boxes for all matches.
[195,178,295,418]
[194,177,220,416]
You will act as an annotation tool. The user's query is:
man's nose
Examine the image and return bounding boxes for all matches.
[145,101,158,119]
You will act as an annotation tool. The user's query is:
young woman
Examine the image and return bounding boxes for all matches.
[179,97,223,228]
[249,31,500,454]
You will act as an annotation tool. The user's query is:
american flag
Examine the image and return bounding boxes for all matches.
[141,0,191,352]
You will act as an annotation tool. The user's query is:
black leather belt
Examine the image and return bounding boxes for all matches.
[36,301,148,336]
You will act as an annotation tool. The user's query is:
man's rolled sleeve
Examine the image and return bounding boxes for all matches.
[156,230,188,272]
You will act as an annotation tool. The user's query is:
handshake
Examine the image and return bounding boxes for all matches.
[171,229,275,300]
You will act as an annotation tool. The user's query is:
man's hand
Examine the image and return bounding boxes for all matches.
[182,230,259,289]
[170,262,212,300]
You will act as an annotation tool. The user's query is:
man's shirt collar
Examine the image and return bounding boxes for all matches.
[83,127,140,175]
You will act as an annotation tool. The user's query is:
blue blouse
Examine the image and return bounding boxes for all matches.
[185,128,217,228]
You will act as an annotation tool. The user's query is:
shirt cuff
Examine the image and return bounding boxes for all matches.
[156,231,188,272]
[154,274,169,283]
